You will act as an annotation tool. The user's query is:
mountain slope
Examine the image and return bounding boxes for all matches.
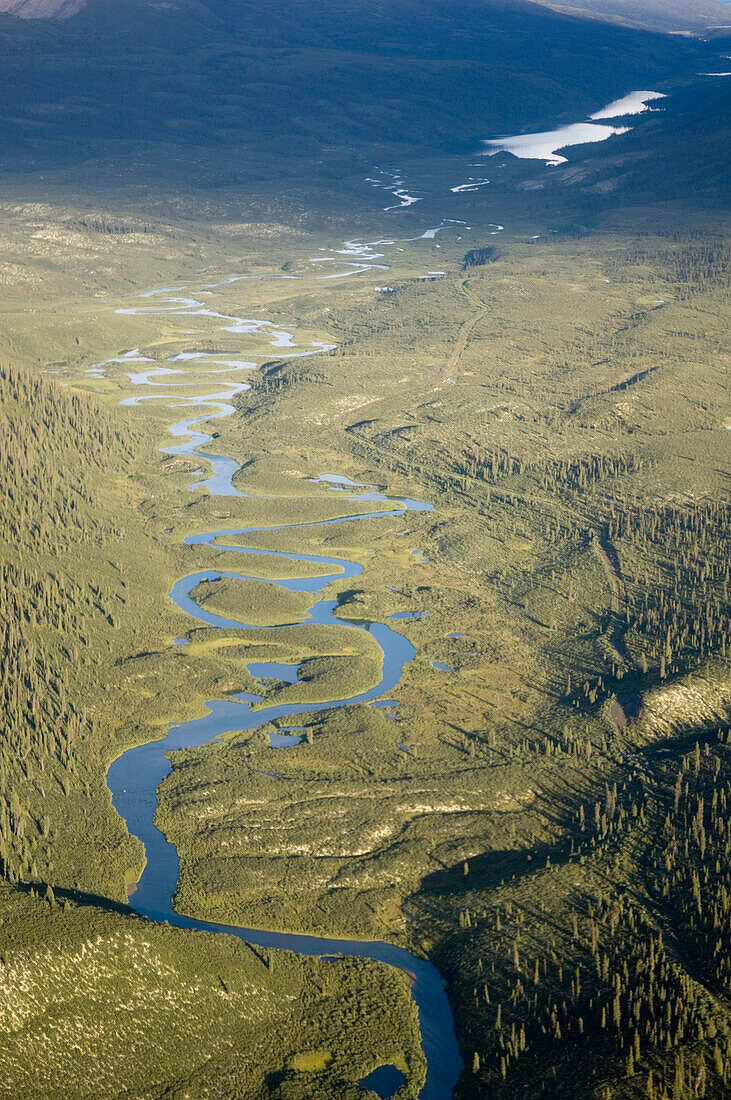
[2,0,728,32]
[0,0,704,188]
[540,71,731,207]
[526,0,731,32]
[0,0,81,15]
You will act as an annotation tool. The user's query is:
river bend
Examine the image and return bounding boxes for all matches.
[103,249,464,1098]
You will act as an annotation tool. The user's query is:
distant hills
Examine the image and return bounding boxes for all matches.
[0,0,79,14]
[1,0,730,32]
[0,0,726,217]
[0,0,710,191]
[526,0,731,33]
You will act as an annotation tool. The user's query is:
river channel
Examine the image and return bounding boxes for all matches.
[103,238,464,1099]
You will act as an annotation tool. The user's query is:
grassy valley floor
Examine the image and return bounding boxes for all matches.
[0,82,729,1097]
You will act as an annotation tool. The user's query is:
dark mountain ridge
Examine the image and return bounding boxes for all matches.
[2,0,730,33]
[0,0,709,187]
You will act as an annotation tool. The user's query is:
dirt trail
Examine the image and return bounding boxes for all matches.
[443,279,489,378]
[592,533,633,673]
[592,534,622,615]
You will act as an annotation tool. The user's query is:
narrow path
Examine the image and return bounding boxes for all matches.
[592,534,622,616]
[443,278,489,379]
[591,534,633,687]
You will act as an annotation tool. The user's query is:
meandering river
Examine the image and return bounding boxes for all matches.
[81,76,684,1094]
[103,243,464,1098]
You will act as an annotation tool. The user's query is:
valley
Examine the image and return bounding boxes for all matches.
[0,3,728,1098]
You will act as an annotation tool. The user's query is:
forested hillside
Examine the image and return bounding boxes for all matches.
[0,362,424,1099]
[0,364,140,891]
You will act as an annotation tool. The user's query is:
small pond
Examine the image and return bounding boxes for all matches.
[360,1064,407,1098]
